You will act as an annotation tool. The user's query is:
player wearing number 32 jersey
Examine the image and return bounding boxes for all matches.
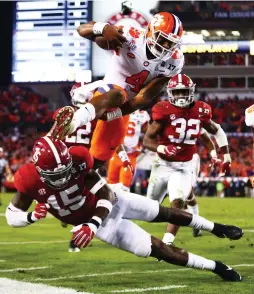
[6,136,243,282]
[51,12,184,168]
[144,73,232,245]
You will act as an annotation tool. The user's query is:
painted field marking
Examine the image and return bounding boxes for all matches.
[0,266,50,273]
[34,269,190,281]
[0,278,94,294]
[110,285,187,293]
[33,264,254,282]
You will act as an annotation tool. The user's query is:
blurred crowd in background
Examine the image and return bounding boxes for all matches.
[0,84,253,197]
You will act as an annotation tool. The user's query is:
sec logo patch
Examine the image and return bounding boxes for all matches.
[170,114,176,120]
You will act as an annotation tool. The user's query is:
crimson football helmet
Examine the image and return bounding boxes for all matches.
[167,74,196,108]
[32,136,72,189]
[146,12,183,61]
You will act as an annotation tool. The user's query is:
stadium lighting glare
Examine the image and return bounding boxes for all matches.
[201,30,210,37]
[216,31,226,37]
[231,31,240,36]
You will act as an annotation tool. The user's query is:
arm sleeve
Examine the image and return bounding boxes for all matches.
[5,203,31,228]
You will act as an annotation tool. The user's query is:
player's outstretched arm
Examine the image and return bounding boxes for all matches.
[5,192,48,228]
[143,121,162,152]
[71,170,117,249]
[203,120,231,176]
[77,21,126,50]
[85,170,116,221]
[120,77,170,116]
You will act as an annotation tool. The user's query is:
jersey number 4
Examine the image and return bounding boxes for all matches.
[126,70,150,93]
[169,118,200,144]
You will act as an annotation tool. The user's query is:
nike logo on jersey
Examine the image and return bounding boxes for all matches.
[226,266,233,271]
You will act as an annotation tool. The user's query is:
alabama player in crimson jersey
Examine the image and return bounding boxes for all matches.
[51,12,184,169]
[6,136,243,281]
[51,91,97,251]
[107,110,150,191]
[144,73,232,245]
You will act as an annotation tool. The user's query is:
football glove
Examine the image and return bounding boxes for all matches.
[71,224,95,248]
[31,203,48,221]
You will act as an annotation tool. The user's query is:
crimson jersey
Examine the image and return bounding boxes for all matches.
[53,109,97,149]
[152,100,212,162]
[14,146,99,226]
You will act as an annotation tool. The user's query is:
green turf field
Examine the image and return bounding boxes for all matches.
[0,193,254,294]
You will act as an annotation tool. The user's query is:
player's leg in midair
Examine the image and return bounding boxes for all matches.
[97,188,243,281]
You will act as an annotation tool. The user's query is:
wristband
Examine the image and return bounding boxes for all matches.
[106,108,122,121]
[157,145,166,154]
[27,212,35,224]
[210,150,217,159]
[93,22,109,35]
[223,153,231,163]
[96,199,113,214]
[88,216,102,234]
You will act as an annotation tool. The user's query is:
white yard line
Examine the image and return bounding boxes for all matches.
[232,264,254,267]
[34,269,190,281]
[110,285,187,293]
[0,278,94,294]
[0,240,69,245]
[0,266,50,273]
[244,230,254,233]
[33,264,254,282]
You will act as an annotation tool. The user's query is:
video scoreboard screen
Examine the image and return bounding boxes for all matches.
[12,0,92,82]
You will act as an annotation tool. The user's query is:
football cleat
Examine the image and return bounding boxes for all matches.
[212,223,243,240]
[193,228,202,238]
[49,106,75,140]
[213,261,242,282]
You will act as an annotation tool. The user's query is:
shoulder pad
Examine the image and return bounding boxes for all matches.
[69,146,94,171]
[152,101,172,121]
[14,164,38,194]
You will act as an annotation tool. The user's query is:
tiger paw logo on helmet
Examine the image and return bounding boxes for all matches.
[150,14,164,26]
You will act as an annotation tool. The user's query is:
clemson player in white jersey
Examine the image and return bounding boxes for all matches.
[245,104,254,187]
[107,110,150,191]
[52,12,184,169]
[144,73,231,246]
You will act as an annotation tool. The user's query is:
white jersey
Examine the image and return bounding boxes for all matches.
[0,158,7,175]
[103,24,184,100]
[71,24,184,104]
[245,104,254,127]
[124,110,150,154]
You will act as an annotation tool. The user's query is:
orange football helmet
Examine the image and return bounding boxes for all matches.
[146,12,183,61]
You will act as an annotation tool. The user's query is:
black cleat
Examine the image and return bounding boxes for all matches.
[213,261,242,282]
[212,223,243,240]
[193,228,202,237]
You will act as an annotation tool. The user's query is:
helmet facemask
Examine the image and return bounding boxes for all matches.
[36,160,73,189]
[146,29,181,61]
[167,86,195,108]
